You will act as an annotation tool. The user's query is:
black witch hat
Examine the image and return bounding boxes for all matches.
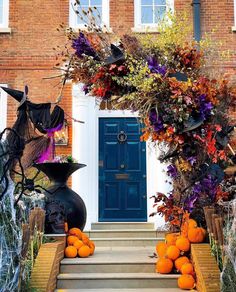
[105,44,125,65]
[1,86,24,102]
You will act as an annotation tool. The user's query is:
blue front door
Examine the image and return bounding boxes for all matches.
[99,118,147,222]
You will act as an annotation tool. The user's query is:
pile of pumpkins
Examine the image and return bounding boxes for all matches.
[156,219,206,290]
[64,228,95,258]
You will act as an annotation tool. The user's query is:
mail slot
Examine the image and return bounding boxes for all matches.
[115,173,129,180]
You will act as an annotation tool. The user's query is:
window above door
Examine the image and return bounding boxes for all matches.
[0,0,11,33]
[69,0,110,30]
[0,85,7,132]
[133,0,174,32]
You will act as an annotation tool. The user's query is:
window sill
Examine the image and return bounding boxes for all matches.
[232,26,236,32]
[69,26,113,34]
[0,27,11,34]
[131,27,159,33]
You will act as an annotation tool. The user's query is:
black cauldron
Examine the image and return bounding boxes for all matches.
[35,162,87,234]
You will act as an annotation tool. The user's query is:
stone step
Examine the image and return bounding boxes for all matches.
[57,273,179,289]
[91,238,161,247]
[91,222,155,230]
[56,289,182,292]
[84,230,164,239]
[60,262,155,273]
[60,246,156,274]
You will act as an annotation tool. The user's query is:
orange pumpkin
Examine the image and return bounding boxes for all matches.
[67,235,79,246]
[166,245,180,261]
[78,245,91,258]
[199,227,207,239]
[178,274,195,290]
[156,242,168,257]
[165,233,179,246]
[89,241,95,255]
[188,227,205,243]
[181,263,194,275]
[188,219,198,229]
[175,256,190,271]
[73,240,84,250]
[176,237,190,252]
[82,234,90,245]
[69,228,82,239]
[156,258,173,274]
[65,246,77,258]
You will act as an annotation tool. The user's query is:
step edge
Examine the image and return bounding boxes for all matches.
[57,273,179,279]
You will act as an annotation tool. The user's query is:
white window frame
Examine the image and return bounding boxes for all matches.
[69,0,110,30]
[133,0,174,32]
[0,85,8,132]
[0,0,9,28]
[233,0,236,31]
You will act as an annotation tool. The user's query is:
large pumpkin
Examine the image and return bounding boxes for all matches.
[188,227,205,243]
[176,236,190,252]
[178,274,195,290]
[156,257,173,274]
[166,245,180,261]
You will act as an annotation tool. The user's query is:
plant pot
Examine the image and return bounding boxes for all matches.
[34,162,87,234]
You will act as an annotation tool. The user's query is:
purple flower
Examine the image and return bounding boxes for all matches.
[147,56,167,76]
[82,84,90,94]
[167,165,178,178]
[187,156,197,166]
[149,108,164,132]
[199,94,213,120]
[72,32,97,59]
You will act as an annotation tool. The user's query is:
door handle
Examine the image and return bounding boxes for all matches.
[120,164,125,169]
[142,195,146,199]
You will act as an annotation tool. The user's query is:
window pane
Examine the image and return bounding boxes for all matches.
[154,6,166,22]
[154,0,166,5]
[79,0,89,5]
[77,6,89,24]
[141,6,153,24]
[0,0,3,24]
[90,0,102,6]
[141,0,153,5]
[92,6,102,24]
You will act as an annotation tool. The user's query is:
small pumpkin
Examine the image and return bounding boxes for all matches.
[65,246,77,258]
[67,235,79,246]
[69,228,82,239]
[188,219,198,229]
[176,236,190,252]
[175,256,190,271]
[73,239,84,250]
[89,241,95,255]
[188,227,205,243]
[166,245,180,261]
[156,257,173,274]
[178,274,195,290]
[82,233,90,245]
[156,242,168,257]
[165,233,179,246]
[78,245,91,258]
[181,263,194,275]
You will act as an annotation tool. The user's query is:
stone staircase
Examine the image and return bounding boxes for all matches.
[56,223,181,292]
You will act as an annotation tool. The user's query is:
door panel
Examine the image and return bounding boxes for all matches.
[99,118,147,221]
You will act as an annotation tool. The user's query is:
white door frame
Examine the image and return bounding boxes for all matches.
[72,84,170,230]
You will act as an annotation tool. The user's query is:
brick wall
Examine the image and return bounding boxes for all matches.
[0,0,235,155]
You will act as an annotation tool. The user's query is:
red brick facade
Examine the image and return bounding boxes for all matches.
[0,0,235,155]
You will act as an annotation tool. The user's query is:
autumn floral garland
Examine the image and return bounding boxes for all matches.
[57,11,235,229]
